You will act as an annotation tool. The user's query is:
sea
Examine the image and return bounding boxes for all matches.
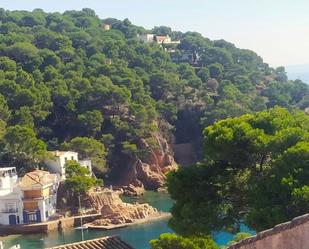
[2,191,255,249]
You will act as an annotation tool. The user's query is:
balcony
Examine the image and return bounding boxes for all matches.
[1,208,18,213]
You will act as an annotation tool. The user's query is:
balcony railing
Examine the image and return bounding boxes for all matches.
[1,208,18,213]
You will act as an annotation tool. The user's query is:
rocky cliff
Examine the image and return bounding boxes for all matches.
[120,132,178,193]
[85,189,159,226]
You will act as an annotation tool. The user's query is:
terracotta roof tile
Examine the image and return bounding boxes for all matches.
[47,236,134,249]
[50,151,77,157]
[20,170,56,188]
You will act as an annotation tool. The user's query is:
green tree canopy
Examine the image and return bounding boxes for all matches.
[168,107,309,236]
[150,233,218,249]
[65,160,102,194]
[63,137,107,174]
[0,125,46,171]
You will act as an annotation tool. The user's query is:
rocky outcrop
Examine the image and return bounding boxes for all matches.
[85,189,158,226]
[122,180,145,196]
[133,133,178,190]
[114,131,178,193]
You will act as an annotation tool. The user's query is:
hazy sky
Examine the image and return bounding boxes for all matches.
[1,0,309,67]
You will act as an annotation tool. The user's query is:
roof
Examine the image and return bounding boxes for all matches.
[50,151,78,157]
[20,170,57,189]
[227,213,309,249]
[47,236,135,249]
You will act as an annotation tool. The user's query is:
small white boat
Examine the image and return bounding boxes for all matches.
[75,225,88,230]
[9,245,21,249]
[1,240,21,249]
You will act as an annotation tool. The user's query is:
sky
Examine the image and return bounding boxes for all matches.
[1,0,309,67]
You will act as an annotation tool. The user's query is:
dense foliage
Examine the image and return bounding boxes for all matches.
[168,107,309,235]
[0,8,307,180]
[65,160,102,194]
[150,233,218,249]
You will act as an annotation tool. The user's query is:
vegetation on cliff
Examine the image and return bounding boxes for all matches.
[65,160,102,194]
[0,8,307,187]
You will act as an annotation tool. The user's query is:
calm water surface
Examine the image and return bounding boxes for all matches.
[3,191,254,249]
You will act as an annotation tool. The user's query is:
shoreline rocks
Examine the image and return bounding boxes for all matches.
[85,189,159,226]
[122,180,145,196]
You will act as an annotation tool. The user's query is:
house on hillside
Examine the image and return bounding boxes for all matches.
[0,167,23,225]
[44,151,92,180]
[155,35,172,44]
[103,23,111,31]
[20,170,59,223]
[138,33,180,45]
[138,33,155,43]
[155,35,180,44]
[170,50,201,66]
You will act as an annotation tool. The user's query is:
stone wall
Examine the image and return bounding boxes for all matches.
[228,214,309,249]
[0,214,101,235]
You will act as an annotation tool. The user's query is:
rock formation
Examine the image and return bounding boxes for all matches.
[121,132,178,192]
[122,180,145,196]
[85,189,159,226]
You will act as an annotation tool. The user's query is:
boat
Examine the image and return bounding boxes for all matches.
[0,242,21,249]
[9,245,21,249]
[75,225,88,230]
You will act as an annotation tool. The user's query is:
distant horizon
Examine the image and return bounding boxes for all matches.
[1,0,309,68]
[286,64,309,84]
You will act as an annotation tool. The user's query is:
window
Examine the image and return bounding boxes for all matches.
[64,157,67,162]
[5,202,17,213]
[28,213,37,222]
[71,156,74,160]
[46,211,49,218]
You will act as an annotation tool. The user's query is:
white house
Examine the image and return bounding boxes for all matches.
[102,23,111,31]
[138,33,154,43]
[44,151,92,180]
[19,170,59,223]
[0,167,23,225]
[0,168,60,225]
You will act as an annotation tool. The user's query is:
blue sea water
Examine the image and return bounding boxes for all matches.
[2,192,255,249]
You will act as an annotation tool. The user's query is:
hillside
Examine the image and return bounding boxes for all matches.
[0,8,308,188]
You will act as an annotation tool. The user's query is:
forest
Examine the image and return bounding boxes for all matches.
[0,8,308,179]
[0,8,308,249]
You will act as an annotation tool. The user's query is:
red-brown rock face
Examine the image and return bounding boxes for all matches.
[135,133,178,190]
[117,132,178,193]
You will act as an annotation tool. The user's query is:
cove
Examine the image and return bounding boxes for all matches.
[2,191,255,249]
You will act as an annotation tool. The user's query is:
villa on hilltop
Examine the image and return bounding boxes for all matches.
[138,33,180,44]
